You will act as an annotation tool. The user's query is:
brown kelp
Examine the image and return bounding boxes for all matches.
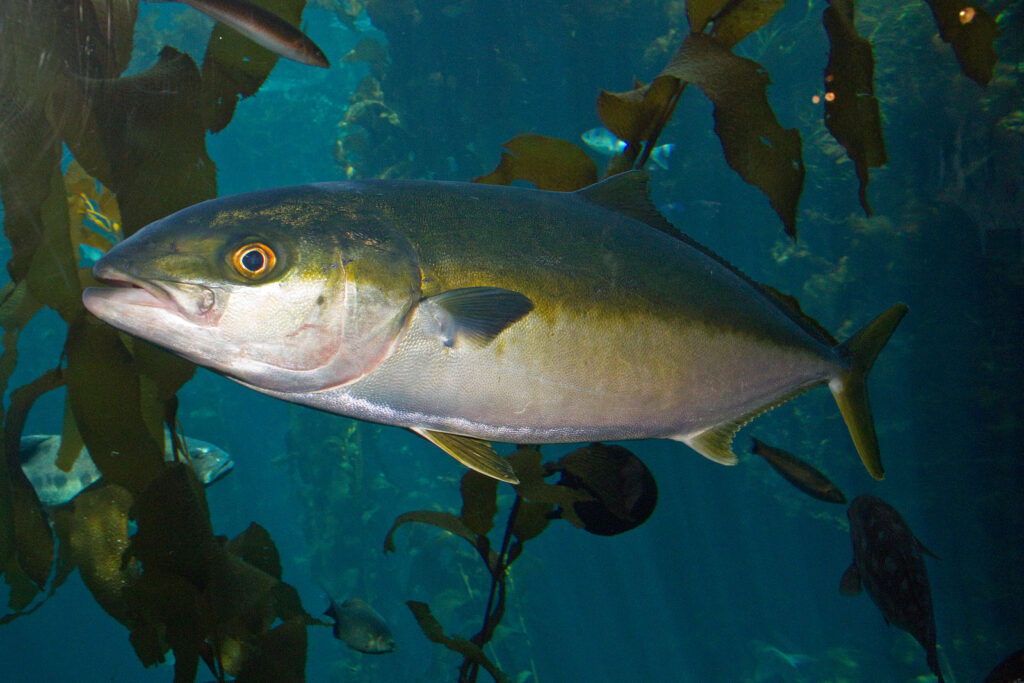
[460,0,1000,238]
[386,445,656,682]
[0,0,320,678]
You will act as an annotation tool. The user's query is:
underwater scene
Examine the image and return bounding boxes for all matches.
[0,0,1021,681]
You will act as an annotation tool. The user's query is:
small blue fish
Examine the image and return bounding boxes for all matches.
[580,127,674,170]
[581,127,627,155]
[648,142,675,170]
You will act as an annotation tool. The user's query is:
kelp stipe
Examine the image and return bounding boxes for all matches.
[386,445,657,682]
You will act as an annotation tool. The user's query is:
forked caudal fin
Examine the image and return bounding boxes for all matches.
[676,303,907,478]
[830,303,909,480]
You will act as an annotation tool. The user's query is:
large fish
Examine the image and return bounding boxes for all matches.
[81,172,906,483]
[21,434,234,506]
[840,495,943,682]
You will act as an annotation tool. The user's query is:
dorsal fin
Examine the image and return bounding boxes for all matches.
[760,284,838,346]
[575,171,685,240]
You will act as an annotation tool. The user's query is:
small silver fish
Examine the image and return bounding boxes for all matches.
[20,433,234,506]
[324,597,396,654]
[580,127,674,169]
[581,126,627,155]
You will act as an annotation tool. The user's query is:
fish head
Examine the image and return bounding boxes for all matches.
[184,438,235,485]
[369,632,397,654]
[83,186,422,394]
[580,127,624,155]
[846,494,881,539]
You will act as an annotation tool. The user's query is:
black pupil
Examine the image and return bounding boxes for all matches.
[241,249,265,272]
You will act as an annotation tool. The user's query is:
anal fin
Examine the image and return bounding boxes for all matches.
[677,422,742,466]
[674,385,820,467]
[412,428,519,484]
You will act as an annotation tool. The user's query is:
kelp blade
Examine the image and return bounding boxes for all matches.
[474,134,599,191]
[662,34,804,238]
[823,0,887,215]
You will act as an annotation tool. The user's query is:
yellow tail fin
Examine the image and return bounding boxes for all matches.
[830,304,908,479]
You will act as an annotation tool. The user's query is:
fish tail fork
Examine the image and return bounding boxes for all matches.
[829,303,909,480]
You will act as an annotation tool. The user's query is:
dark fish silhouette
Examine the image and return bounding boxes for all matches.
[750,437,846,504]
[546,443,657,536]
[324,598,396,654]
[168,0,330,68]
[841,495,943,682]
[984,647,1024,683]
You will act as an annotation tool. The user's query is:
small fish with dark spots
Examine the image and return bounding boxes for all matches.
[324,597,396,654]
[983,647,1024,683]
[750,437,846,504]
[841,495,943,682]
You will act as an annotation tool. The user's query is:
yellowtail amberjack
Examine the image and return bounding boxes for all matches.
[82,172,906,484]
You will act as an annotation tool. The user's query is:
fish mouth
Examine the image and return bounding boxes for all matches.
[85,265,216,321]
[200,458,235,485]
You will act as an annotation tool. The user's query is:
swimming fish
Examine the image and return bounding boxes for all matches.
[984,647,1024,683]
[20,434,234,506]
[545,442,658,536]
[167,0,330,68]
[751,640,815,682]
[580,127,675,169]
[324,597,396,654]
[750,437,847,504]
[841,495,943,682]
[81,171,906,484]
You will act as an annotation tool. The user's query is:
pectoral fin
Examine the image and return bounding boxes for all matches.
[839,563,862,596]
[420,287,533,348]
[412,428,519,484]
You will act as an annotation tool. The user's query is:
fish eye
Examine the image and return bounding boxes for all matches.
[232,243,276,278]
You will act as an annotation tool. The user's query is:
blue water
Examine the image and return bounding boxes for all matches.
[1,1,1021,681]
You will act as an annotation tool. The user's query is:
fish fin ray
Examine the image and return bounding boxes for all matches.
[576,173,839,347]
[839,563,862,595]
[677,423,741,466]
[412,428,519,484]
[759,285,838,346]
[421,287,533,349]
[673,385,818,466]
[830,303,909,480]
[575,171,685,240]
[916,538,941,561]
